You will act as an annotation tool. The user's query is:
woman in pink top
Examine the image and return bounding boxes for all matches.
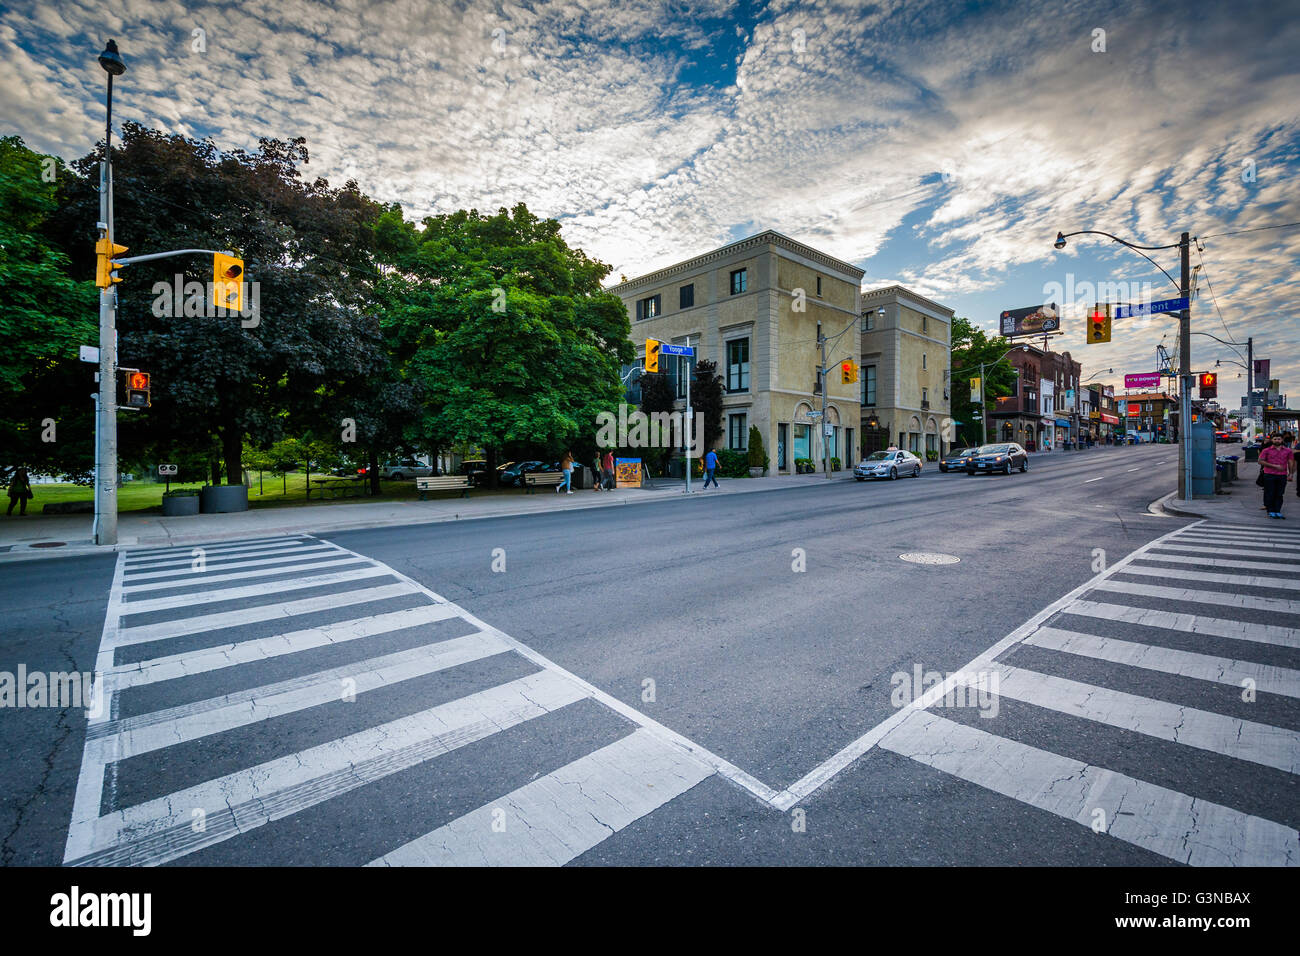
[1258,434,1296,518]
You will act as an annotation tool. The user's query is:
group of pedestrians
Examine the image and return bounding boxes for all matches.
[1258,432,1299,519]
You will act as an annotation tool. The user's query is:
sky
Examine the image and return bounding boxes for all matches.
[4,0,1299,402]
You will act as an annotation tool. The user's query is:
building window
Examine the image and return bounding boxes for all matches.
[729,413,747,450]
[679,284,694,310]
[635,294,661,321]
[926,433,937,453]
[816,276,823,297]
[674,355,691,399]
[922,387,929,406]
[922,315,928,332]
[922,353,927,370]
[778,423,788,470]
[862,311,874,332]
[726,338,750,392]
[729,269,747,295]
[862,365,877,406]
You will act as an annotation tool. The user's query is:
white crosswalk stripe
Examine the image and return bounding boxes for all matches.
[65,534,727,866]
[863,521,1300,866]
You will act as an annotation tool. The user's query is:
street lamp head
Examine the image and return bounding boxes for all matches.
[1053,232,1067,250]
[98,39,126,76]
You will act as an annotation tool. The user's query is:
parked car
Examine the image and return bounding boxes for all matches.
[938,447,979,473]
[381,458,433,480]
[500,460,544,486]
[459,459,489,486]
[966,443,1028,475]
[854,450,922,480]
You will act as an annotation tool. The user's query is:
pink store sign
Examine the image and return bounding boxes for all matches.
[1124,372,1161,389]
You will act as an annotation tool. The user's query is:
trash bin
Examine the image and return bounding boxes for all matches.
[1244,445,1260,463]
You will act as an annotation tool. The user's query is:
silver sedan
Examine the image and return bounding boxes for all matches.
[854,450,923,480]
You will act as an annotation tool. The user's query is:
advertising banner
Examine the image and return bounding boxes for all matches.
[999,302,1060,338]
[1127,403,1142,417]
[1254,358,1270,379]
[1124,372,1161,389]
[1100,412,1120,425]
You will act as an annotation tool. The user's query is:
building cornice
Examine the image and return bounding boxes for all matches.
[861,284,956,319]
[608,231,865,293]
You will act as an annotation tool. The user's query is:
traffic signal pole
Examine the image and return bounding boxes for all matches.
[94,75,119,546]
[1178,232,1192,501]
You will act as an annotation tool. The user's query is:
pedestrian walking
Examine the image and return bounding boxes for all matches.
[1257,434,1295,519]
[6,467,33,516]
[703,448,719,489]
[591,454,603,491]
[601,450,615,490]
[556,452,574,494]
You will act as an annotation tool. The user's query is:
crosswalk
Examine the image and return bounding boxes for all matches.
[64,534,744,866]
[869,520,1300,866]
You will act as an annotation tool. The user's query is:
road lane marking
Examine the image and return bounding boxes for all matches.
[124,542,333,571]
[1023,626,1300,698]
[1062,598,1300,649]
[1120,564,1300,591]
[368,729,714,867]
[769,517,1202,811]
[69,670,588,867]
[1141,551,1300,572]
[123,549,355,582]
[113,582,420,647]
[125,535,309,559]
[120,556,367,593]
[1092,578,1300,614]
[1084,476,1105,483]
[991,663,1300,772]
[106,603,462,691]
[878,710,1297,867]
[88,632,512,760]
[1149,543,1300,561]
[1126,467,1140,472]
[120,565,394,614]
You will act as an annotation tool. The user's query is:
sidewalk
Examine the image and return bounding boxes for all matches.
[1154,458,1293,529]
[0,470,849,561]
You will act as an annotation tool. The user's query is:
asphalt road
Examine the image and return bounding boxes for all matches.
[3,442,1297,866]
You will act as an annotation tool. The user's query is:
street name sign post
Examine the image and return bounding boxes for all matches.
[1113,297,1189,320]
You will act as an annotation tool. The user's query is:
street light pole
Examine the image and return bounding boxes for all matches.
[95,40,126,546]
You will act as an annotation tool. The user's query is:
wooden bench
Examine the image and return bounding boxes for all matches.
[416,475,472,500]
[523,471,564,493]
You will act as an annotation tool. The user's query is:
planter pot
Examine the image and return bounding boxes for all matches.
[199,484,249,514]
[748,466,764,478]
[161,494,200,517]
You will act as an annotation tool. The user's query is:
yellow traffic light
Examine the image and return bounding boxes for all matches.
[645,338,660,373]
[213,253,245,312]
[841,360,858,384]
[1088,304,1111,344]
[95,238,128,288]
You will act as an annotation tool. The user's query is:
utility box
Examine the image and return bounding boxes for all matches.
[1191,421,1217,498]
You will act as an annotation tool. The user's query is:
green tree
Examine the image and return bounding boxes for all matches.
[950,317,1019,447]
[638,371,677,475]
[49,125,387,486]
[692,359,725,450]
[0,137,98,482]
[378,204,633,483]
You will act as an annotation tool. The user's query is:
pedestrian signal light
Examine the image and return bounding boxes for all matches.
[841,360,858,384]
[125,371,150,408]
[95,238,128,288]
[1088,304,1111,344]
[212,253,244,312]
[1199,372,1218,398]
[645,338,660,373]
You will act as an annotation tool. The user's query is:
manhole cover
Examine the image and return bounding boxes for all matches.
[899,552,959,565]
[30,542,67,549]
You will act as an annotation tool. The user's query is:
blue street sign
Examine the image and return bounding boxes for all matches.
[659,344,695,356]
[1113,297,1188,320]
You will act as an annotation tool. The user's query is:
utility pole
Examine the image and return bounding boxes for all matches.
[95,40,126,546]
[1178,231,1192,501]
[684,336,692,495]
[1246,336,1254,425]
[819,324,830,478]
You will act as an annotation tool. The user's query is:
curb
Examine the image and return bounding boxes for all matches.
[1149,490,1210,519]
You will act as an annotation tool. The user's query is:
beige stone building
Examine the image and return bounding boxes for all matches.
[609,231,864,473]
[859,286,954,457]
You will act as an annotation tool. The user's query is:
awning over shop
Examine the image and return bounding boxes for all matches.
[1055,418,1071,427]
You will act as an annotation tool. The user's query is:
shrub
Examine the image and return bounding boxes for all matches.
[830,456,841,470]
[747,426,768,473]
[717,448,750,478]
[926,450,939,461]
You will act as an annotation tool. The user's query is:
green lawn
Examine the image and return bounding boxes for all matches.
[26,471,549,513]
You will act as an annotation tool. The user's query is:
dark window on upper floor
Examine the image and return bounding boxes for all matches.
[635,294,661,321]
[679,284,694,309]
[816,276,823,297]
[730,269,747,295]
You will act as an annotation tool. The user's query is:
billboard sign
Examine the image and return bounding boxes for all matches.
[1253,359,1270,379]
[1124,371,1161,389]
[1127,403,1142,417]
[1000,302,1060,338]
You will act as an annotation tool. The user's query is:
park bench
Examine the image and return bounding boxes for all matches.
[416,475,472,500]
[523,471,564,493]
